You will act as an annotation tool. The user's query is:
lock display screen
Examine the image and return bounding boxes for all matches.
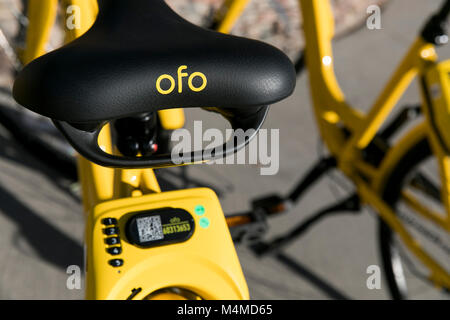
[126,208,195,247]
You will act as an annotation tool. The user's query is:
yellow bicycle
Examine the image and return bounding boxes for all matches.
[10,0,296,300]
[243,0,450,299]
[3,0,450,300]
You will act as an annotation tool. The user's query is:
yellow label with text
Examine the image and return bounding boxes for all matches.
[162,221,191,235]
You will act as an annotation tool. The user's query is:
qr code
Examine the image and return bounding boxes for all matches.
[136,216,164,242]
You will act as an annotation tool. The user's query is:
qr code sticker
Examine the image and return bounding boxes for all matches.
[137,216,164,242]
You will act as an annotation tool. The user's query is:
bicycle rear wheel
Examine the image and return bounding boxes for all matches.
[379,138,450,299]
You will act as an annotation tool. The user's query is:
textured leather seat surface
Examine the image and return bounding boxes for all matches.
[13,0,296,123]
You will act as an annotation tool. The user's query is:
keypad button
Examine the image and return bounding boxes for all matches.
[105,237,120,245]
[104,227,119,236]
[102,218,117,226]
[107,247,122,255]
[109,259,123,267]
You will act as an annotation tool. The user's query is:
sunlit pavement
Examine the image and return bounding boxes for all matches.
[0,0,448,299]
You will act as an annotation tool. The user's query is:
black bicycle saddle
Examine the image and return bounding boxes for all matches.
[13,0,296,124]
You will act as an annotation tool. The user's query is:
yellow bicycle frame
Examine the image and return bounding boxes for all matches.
[298,0,450,289]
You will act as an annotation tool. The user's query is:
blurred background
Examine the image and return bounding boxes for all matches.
[0,0,448,299]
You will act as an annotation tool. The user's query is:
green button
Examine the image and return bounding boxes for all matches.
[194,205,205,216]
[199,217,210,229]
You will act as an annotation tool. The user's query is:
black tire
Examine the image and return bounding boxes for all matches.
[378,137,449,299]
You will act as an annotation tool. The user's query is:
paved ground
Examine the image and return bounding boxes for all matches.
[0,0,449,299]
